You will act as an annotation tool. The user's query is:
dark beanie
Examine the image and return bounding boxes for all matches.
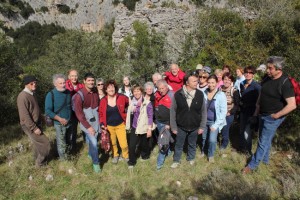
[23,75,37,85]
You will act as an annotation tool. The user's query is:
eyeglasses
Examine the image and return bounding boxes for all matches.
[97,83,104,86]
[244,71,253,74]
[199,76,208,79]
[30,82,37,85]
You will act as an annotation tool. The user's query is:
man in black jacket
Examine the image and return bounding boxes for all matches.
[170,73,207,168]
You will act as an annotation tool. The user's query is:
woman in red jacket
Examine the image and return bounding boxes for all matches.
[99,80,129,164]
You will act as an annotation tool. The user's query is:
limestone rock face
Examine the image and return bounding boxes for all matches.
[112,6,198,62]
[0,0,117,32]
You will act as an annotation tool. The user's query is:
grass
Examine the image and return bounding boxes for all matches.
[0,125,299,199]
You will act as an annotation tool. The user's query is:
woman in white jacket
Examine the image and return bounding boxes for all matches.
[126,85,153,169]
[201,75,227,163]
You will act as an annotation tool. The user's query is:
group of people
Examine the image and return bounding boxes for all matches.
[17,56,296,174]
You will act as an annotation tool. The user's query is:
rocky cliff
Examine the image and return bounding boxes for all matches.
[0,0,257,61]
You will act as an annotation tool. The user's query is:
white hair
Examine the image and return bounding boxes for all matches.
[52,74,66,85]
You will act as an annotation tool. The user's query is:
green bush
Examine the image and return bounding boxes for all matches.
[40,6,49,13]
[57,4,70,14]
[123,0,139,11]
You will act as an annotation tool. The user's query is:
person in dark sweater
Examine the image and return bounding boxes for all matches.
[17,75,50,168]
[170,73,207,168]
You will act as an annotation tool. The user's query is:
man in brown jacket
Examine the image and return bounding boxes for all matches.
[17,75,50,167]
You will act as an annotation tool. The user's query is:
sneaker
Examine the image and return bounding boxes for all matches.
[199,153,205,158]
[157,165,162,170]
[128,165,134,169]
[189,160,195,165]
[208,157,215,163]
[170,162,180,169]
[112,157,119,164]
[93,164,101,173]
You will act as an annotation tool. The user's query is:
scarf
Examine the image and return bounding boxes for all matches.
[131,97,143,113]
[183,85,196,107]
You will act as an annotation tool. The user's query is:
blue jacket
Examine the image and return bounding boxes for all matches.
[204,89,227,131]
[45,88,72,125]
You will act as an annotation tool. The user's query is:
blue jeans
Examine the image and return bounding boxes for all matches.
[220,115,235,149]
[239,112,252,153]
[85,131,99,164]
[54,124,71,160]
[248,115,285,169]
[156,121,172,168]
[173,127,198,162]
[202,121,219,158]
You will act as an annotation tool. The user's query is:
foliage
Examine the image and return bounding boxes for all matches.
[6,21,65,66]
[119,21,166,83]
[0,0,34,19]
[57,4,70,14]
[40,6,49,13]
[190,0,206,7]
[123,0,139,11]
[0,33,22,127]
[29,30,120,96]
[161,1,177,8]
[112,0,120,6]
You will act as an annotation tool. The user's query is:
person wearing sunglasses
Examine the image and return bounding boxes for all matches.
[17,75,50,168]
[197,70,209,92]
[239,66,261,156]
[96,78,105,100]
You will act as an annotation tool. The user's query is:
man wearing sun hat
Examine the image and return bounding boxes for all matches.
[17,75,50,168]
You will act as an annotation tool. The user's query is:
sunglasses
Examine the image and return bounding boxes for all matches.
[244,71,253,74]
[30,82,37,85]
[199,76,208,79]
[97,83,104,86]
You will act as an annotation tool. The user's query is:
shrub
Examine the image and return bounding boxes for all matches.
[123,0,139,11]
[57,4,70,14]
[40,6,49,13]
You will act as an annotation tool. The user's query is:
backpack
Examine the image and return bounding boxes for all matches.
[72,90,84,112]
[100,129,111,153]
[281,76,300,106]
[157,128,174,154]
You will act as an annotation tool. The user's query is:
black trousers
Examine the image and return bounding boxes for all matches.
[128,128,150,166]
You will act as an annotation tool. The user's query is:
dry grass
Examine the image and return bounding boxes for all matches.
[0,125,299,199]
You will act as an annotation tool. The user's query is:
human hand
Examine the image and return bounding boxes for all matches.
[87,127,96,136]
[198,129,204,135]
[172,130,178,135]
[146,129,152,138]
[165,125,170,130]
[34,128,41,135]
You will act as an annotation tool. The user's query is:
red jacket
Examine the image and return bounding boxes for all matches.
[66,79,84,97]
[165,70,185,92]
[99,94,129,127]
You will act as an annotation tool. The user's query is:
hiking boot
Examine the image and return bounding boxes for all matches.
[112,157,119,164]
[93,164,101,173]
[199,153,205,158]
[208,157,215,163]
[170,162,180,169]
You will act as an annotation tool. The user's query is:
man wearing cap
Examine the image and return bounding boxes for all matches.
[17,75,50,167]
[242,56,296,174]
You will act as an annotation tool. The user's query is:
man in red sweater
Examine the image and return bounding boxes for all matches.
[164,64,185,92]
